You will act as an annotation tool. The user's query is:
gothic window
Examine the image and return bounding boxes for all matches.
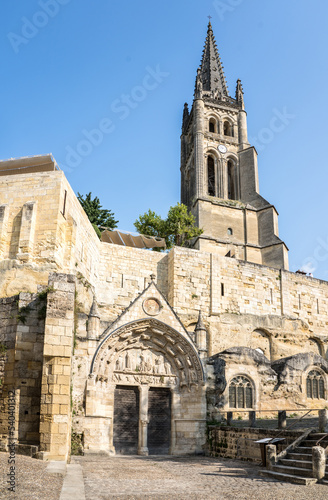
[224,120,233,137]
[227,160,236,200]
[306,370,325,399]
[229,375,253,409]
[207,156,215,196]
[209,118,216,133]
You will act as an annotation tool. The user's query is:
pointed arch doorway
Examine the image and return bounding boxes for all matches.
[85,318,205,456]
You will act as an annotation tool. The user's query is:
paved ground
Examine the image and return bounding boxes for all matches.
[74,455,327,500]
[0,452,63,499]
[1,451,328,499]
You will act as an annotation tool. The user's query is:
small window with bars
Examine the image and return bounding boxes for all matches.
[228,375,253,409]
[306,370,325,399]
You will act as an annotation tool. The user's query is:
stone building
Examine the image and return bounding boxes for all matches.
[0,22,327,462]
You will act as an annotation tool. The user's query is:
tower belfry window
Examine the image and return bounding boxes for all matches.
[207,156,215,196]
[227,160,236,200]
[224,121,233,137]
[209,118,216,133]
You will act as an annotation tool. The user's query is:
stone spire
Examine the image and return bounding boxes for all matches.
[235,79,245,110]
[197,21,229,96]
[89,296,100,318]
[194,310,207,353]
[182,102,189,132]
[87,296,100,339]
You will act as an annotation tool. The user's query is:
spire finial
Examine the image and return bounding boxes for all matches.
[197,20,229,96]
[195,310,206,332]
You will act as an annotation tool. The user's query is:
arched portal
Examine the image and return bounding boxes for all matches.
[85,319,205,456]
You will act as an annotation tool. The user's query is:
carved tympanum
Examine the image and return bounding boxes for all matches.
[91,319,204,390]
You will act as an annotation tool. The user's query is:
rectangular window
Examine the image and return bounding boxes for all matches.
[221,283,224,296]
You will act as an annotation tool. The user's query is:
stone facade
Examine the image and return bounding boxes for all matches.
[0,23,327,462]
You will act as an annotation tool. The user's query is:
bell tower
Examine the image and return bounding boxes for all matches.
[181,22,288,270]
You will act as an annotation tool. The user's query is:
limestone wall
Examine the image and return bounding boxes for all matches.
[208,426,304,461]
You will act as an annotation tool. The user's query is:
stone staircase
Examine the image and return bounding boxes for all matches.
[261,432,328,485]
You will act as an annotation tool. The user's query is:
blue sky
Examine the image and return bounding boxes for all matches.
[1,0,328,278]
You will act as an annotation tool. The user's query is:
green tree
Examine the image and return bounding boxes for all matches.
[77,192,118,238]
[134,203,203,250]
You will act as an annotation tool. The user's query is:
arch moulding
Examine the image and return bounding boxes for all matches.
[89,318,205,390]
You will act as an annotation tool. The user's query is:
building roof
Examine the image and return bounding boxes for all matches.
[0,154,59,176]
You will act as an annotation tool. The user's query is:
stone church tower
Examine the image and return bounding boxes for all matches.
[0,21,327,464]
[181,22,288,270]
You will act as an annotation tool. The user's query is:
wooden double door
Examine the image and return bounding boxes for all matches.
[113,386,171,455]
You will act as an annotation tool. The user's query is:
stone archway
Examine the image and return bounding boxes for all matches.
[84,319,206,456]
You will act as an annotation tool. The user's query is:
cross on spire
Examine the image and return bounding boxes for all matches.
[207,15,212,21]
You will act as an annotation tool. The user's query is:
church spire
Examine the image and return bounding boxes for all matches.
[197,21,229,96]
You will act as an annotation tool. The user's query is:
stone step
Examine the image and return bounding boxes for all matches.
[288,452,313,461]
[294,446,313,453]
[260,470,317,486]
[304,439,328,447]
[271,465,314,478]
[280,458,312,469]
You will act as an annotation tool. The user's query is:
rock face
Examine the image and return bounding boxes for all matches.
[0,23,328,461]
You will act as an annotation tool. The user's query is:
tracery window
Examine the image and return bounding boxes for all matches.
[229,375,253,408]
[306,370,325,399]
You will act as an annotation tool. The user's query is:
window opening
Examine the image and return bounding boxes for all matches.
[229,376,253,408]
[306,370,325,399]
[224,121,233,137]
[207,156,215,196]
[227,160,236,200]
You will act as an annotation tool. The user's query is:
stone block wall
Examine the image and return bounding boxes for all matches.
[208,426,304,461]
[0,292,46,446]
[39,273,75,462]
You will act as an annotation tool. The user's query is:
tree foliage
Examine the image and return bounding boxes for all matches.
[134,203,203,250]
[77,192,118,238]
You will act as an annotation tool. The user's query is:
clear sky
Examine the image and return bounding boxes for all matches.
[1,0,328,278]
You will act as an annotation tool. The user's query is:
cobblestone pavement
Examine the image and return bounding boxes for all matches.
[73,454,328,500]
[0,452,63,500]
[1,451,328,500]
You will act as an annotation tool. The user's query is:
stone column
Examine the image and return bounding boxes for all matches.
[227,412,233,426]
[278,410,287,429]
[248,411,256,428]
[169,388,178,455]
[39,273,75,462]
[138,385,149,456]
[266,444,276,470]
[221,159,228,199]
[312,446,326,481]
[318,409,328,433]
[193,99,205,199]
[0,205,9,259]
[238,110,249,150]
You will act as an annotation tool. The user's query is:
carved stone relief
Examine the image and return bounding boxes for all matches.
[91,319,204,390]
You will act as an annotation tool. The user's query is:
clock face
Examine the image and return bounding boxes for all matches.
[218,145,227,153]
